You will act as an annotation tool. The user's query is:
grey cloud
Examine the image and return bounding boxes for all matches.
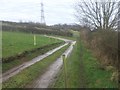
[0,0,76,25]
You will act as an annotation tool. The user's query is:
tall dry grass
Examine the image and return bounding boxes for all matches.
[80,29,118,68]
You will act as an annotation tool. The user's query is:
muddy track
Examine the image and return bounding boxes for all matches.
[26,40,76,88]
[1,36,74,83]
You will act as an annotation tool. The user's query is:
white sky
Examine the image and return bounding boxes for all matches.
[0,0,78,25]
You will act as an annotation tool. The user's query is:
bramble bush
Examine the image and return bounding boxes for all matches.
[80,29,118,68]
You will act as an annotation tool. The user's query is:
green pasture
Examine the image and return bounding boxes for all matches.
[2,31,62,58]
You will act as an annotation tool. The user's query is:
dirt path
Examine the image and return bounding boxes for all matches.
[26,41,76,88]
[1,36,74,82]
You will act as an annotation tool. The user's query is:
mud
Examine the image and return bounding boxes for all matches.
[26,40,76,88]
[1,36,75,88]
[1,43,68,82]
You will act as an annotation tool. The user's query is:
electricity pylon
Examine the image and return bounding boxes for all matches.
[40,1,46,25]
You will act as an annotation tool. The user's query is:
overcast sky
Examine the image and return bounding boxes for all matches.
[0,0,78,25]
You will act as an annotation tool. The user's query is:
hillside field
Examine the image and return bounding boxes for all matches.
[2,31,62,58]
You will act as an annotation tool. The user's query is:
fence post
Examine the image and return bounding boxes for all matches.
[62,54,68,88]
[34,34,36,46]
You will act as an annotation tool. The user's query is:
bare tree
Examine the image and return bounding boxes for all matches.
[75,0,118,30]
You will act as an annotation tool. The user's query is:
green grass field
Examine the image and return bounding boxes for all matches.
[3,44,69,88]
[2,31,118,88]
[2,31,62,58]
[2,43,63,73]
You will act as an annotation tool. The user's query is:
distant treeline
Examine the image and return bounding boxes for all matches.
[2,21,77,37]
[2,25,72,37]
[2,21,81,31]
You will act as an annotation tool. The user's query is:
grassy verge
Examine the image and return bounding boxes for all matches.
[81,42,118,88]
[2,44,69,88]
[2,42,64,73]
[51,39,118,88]
[51,41,86,88]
